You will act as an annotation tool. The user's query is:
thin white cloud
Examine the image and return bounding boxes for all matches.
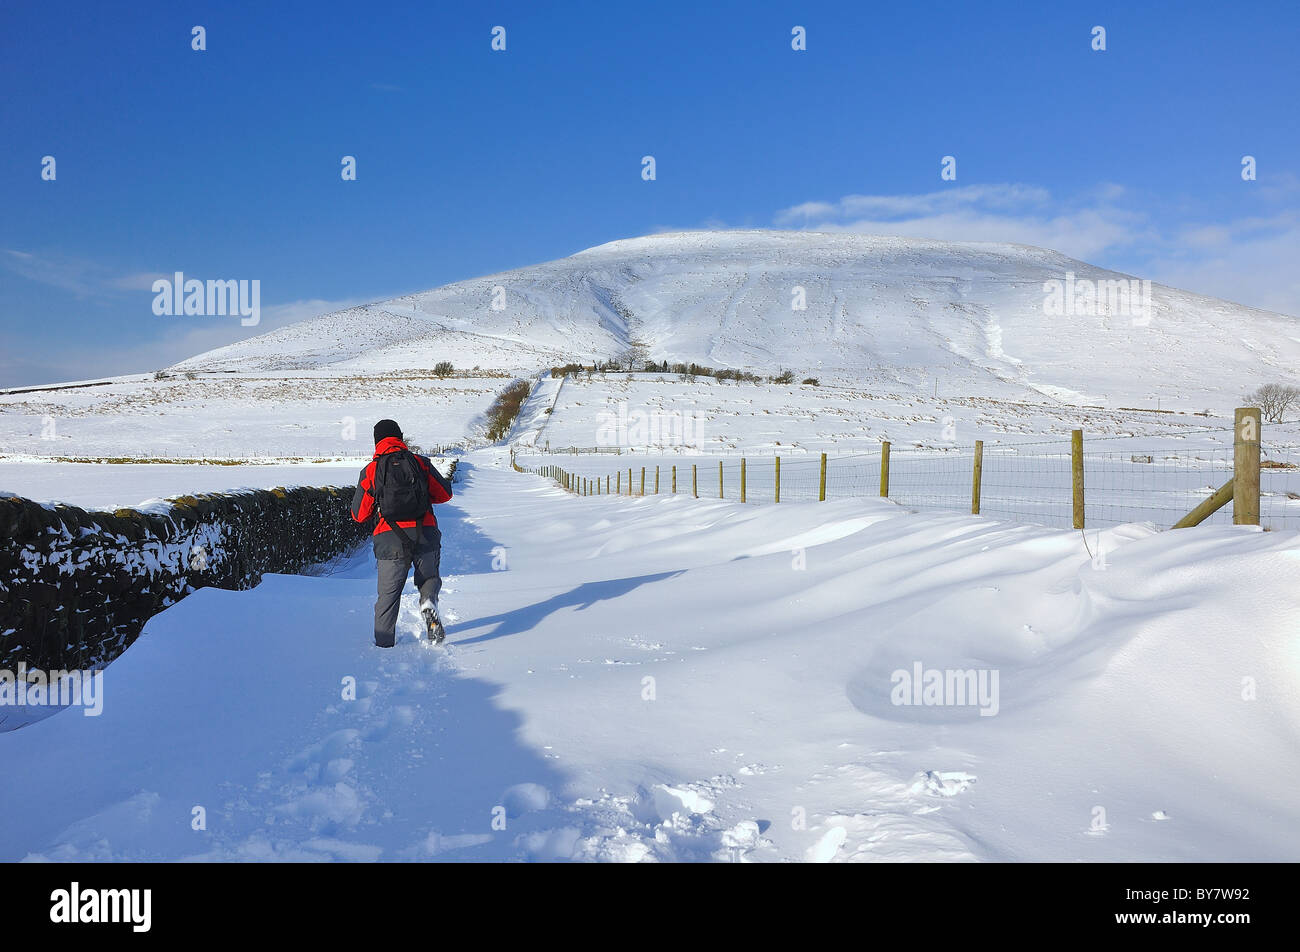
[773,184,1300,316]
[777,184,1053,224]
[2,248,107,297]
[109,271,170,291]
[3,251,169,298]
[0,295,372,388]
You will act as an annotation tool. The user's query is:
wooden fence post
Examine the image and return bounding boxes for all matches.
[819,452,827,502]
[672,465,677,494]
[972,440,983,515]
[640,467,646,496]
[616,470,621,494]
[741,458,747,503]
[1234,407,1261,526]
[628,468,632,495]
[718,460,723,498]
[693,464,698,498]
[654,466,660,494]
[1072,429,1084,529]
[775,456,781,503]
[880,441,891,497]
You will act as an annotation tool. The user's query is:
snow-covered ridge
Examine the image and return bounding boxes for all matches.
[173,230,1300,410]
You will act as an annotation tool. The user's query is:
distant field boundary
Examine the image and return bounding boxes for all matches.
[516,413,1300,533]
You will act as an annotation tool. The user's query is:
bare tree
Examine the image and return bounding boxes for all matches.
[619,340,650,372]
[1242,383,1300,423]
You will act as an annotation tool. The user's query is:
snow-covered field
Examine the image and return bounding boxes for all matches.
[522,371,1249,454]
[3,449,1298,862]
[0,461,364,511]
[0,371,504,460]
[511,373,1300,531]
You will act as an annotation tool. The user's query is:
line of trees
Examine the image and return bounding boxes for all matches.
[550,344,816,386]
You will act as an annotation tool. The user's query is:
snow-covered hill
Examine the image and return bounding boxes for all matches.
[176,230,1300,409]
[7,230,1298,462]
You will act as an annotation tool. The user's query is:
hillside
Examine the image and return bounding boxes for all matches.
[175,230,1300,410]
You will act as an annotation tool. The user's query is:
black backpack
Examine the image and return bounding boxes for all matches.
[373,450,430,531]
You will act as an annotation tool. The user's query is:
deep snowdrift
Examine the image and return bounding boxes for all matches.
[2,449,1297,861]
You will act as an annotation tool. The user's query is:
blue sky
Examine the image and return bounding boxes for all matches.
[1,0,1297,386]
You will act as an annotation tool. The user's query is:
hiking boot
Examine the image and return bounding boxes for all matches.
[422,605,446,645]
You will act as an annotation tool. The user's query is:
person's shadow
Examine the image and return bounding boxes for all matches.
[432,461,687,646]
[450,571,685,645]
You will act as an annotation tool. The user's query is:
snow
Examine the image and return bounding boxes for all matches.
[3,448,1299,862]
[171,230,1300,409]
[0,461,363,510]
[0,370,496,460]
[4,230,1296,465]
[3,229,1298,862]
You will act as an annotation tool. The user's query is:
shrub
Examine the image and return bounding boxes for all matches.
[484,379,532,442]
[433,361,455,378]
[772,370,796,385]
[802,377,820,386]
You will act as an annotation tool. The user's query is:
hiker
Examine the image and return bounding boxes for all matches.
[350,419,454,647]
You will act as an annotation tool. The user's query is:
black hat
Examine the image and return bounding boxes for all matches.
[373,419,403,444]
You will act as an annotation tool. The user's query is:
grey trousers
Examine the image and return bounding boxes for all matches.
[373,525,442,647]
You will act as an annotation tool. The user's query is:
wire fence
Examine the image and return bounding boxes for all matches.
[516,418,1300,532]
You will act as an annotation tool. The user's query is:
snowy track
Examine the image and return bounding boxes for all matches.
[3,448,1299,862]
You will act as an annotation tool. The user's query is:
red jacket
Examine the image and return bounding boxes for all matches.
[351,437,453,535]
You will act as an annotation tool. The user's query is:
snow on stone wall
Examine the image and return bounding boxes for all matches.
[0,485,370,671]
